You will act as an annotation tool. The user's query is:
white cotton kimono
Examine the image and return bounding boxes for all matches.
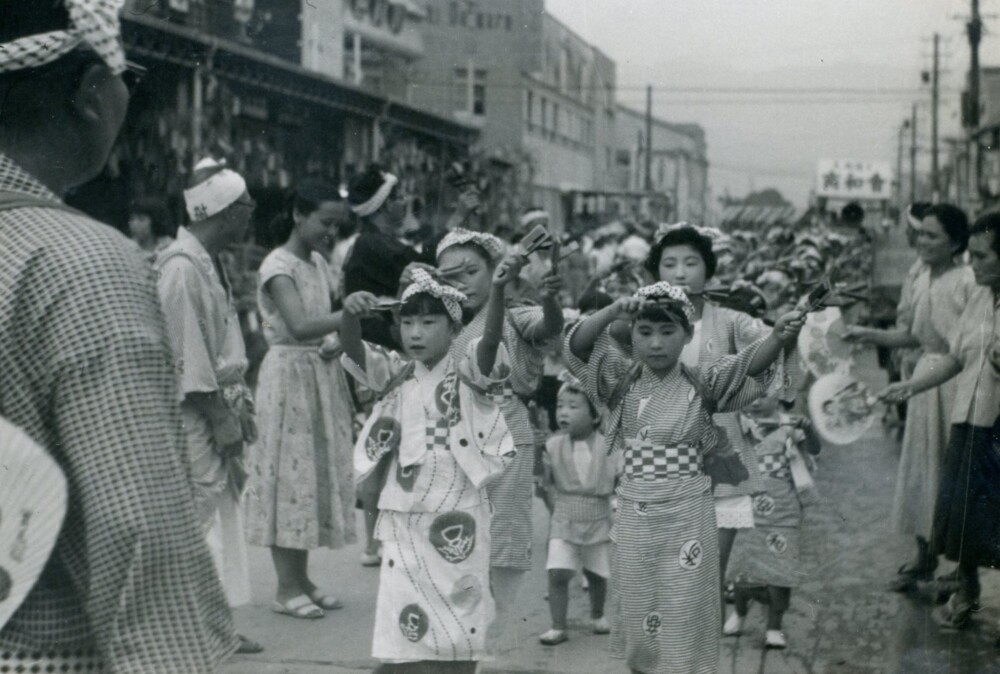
[155,227,252,608]
[342,339,514,663]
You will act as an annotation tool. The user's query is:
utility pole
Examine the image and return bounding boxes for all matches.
[932,33,941,199]
[910,103,918,202]
[969,0,983,201]
[897,118,909,210]
[644,85,653,191]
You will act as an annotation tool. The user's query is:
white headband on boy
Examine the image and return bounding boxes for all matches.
[183,157,248,222]
[351,172,398,217]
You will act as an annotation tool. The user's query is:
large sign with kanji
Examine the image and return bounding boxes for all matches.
[816,159,892,201]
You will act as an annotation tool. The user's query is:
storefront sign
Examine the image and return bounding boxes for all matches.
[816,159,892,201]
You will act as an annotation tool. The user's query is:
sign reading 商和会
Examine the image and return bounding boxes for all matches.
[816,159,893,201]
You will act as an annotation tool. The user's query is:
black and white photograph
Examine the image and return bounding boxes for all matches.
[1,1,999,672]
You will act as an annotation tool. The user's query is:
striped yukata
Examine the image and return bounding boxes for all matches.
[450,306,546,570]
[685,304,799,519]
[565,328,777,674]
[343,338,514,664]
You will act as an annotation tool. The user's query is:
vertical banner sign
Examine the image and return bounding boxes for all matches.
[816,159,892,200]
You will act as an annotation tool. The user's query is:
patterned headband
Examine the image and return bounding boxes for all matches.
[635,281,696,323]
[401,268,467,324]
[654,222,726,244]
[436,228,506,263]
[0,0,126,75]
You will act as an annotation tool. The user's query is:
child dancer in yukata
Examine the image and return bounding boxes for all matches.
[340,264,519,674]
[426,229,564,647]
[724,394,821,649]
[538,374,618,645]
[565,282,804,674]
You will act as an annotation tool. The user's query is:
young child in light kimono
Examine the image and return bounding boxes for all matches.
[339,263,521,674]
[564,281,805,674]
[538,374,618,646]
[724,394,821,649]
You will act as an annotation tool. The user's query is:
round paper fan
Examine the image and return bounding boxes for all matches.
[807,372,879,446]
[0,417,67,630]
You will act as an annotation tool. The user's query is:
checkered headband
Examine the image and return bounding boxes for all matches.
[635,281,696,323]
[0,0,127,75]
[436,228,505,264]
[400,268,467,324]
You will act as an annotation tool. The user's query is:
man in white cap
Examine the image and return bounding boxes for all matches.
[154,157,262,653]
[0,2,238,671]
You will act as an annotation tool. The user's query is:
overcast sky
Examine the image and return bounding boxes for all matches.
[546,0,1000,209]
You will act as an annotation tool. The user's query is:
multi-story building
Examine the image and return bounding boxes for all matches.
[409,0,618,226]
[612,105,709,224]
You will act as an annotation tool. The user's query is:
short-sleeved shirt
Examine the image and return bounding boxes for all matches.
[258,246,333,347]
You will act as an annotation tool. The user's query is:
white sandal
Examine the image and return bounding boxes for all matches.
[765,630,787,649]
[271,594,324,619]
[723,610,745,636]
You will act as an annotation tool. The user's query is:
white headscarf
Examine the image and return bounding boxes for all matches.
[0,0,127,75]
[183,157,248,222]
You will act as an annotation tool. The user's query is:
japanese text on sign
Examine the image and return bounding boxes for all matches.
[816,159,892,201]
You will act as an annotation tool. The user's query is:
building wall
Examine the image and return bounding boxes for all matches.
[614,105,708,222]
[410,0,544,150]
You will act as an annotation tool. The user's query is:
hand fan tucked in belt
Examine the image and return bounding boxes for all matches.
[807,372,879,445]
[0,417,68,630]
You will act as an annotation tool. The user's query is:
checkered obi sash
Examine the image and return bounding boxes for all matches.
[623,439,703,481]
[757,451,791,479]
[552,492,613,522]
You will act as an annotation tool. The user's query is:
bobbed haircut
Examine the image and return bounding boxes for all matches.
[577,287,613,314]
[644,226,718,280]
[633,300,692,334]
[970,211,1000,257]
[293,178,343,218]
[399,292,455,323]
[924,203,971,255]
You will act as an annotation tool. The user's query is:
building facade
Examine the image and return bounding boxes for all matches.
[613,105,709,224]
[409,0,618,227]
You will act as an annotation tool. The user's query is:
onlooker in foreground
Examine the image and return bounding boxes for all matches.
[0,2,237,671]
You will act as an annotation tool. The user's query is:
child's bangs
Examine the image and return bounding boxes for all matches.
[399,292,451,319]
[635,301,692,332]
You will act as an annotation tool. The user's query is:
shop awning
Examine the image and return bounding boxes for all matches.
[122,15,477,146]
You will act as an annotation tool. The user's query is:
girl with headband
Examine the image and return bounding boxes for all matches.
[644,224,800,602]
[338,260,521,672]
[432,228,564,650]
[565,281,805,674]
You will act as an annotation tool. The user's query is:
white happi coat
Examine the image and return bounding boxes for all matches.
[343,339,513,662]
